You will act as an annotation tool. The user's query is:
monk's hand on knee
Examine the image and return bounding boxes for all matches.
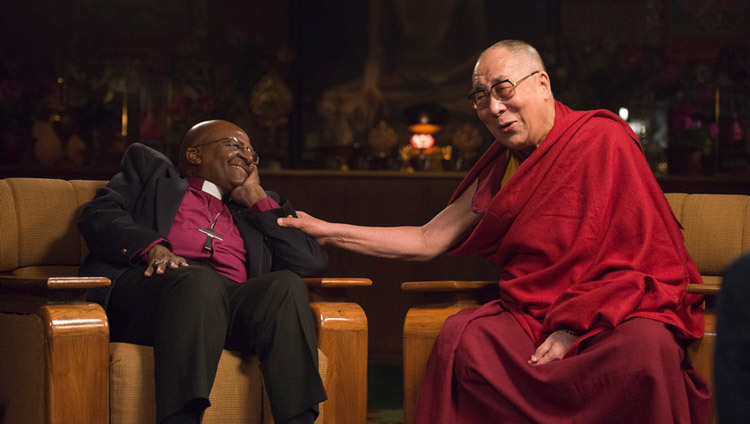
[528,330,578,366]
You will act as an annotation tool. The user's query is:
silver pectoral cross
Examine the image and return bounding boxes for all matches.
[198,226,224,251]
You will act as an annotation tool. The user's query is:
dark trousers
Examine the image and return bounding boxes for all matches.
[716,253,750,424]
[107,263,326,423]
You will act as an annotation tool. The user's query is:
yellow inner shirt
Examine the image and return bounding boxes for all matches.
[501,149,521,187]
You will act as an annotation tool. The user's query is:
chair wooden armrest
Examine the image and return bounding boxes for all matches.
[401,280,497,291]
[304,277,373,289]
[400,280,498,424]
[305,277,372,424]
[0,275,110,424]
[0,275,110,311]
[686,282,721,296]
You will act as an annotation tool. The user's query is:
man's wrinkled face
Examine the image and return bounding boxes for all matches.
[188,125,255,193]
[471,47,551,150]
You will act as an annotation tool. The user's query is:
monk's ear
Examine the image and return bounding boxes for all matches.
[537,72,553,99]
[186,147,201,165]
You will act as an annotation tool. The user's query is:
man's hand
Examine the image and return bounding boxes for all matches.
[144,244,189,277]
[230,166,267,208]
[277,211,331,244]
[528,330,578,366]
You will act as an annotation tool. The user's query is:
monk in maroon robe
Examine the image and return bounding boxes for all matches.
[278,40,711,423]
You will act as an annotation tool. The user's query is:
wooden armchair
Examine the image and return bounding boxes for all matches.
[0,177,371,424]
[402,193,750,424]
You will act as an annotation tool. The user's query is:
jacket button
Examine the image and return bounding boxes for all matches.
[121,248,128,255]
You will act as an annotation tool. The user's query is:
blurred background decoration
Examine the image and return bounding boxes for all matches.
[398,103,452,172]
[0,0,284,172]
[367,120,399,170]
[451,123,484,171]
[1,0,749,177]
[249,70,294,169]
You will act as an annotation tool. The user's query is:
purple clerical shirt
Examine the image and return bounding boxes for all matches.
[141,177,279,283]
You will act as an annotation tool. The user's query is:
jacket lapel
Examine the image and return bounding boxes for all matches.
[154,176,189,236]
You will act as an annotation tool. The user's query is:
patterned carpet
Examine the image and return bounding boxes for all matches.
[367,365,404,424]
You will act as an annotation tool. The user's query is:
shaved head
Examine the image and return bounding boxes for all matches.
[474,40,546,83]
[178,120,246,175]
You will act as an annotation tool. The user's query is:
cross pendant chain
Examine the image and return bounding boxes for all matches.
[198,207,225,252]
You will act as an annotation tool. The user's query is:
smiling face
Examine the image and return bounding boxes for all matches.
[472,46,556,150]
[181,120,254,193]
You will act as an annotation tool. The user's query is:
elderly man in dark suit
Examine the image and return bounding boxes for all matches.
[78,120,327,424]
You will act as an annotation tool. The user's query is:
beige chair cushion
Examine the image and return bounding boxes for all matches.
[666,193,750,277]
[0,178,105,273]
[109,343,327,423]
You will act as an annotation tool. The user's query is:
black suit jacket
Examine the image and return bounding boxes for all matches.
[78,143,327,308]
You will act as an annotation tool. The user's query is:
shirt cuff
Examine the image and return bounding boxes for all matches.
[250,196,281,214]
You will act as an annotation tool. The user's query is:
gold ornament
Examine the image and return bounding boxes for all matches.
[250,72,293,130]
[368,120,398,155]
[451,123,482,154]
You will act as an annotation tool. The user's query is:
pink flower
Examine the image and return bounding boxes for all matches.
[139,108,163,139]
[669,112,694,132]
[708,122,719,139]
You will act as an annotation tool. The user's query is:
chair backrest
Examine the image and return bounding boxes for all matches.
[0,178,106,277]
[2,180,748,282]
[666,193,750,284]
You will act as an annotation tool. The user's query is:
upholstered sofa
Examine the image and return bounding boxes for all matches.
[0,177,371,424]
[401,192,750,424]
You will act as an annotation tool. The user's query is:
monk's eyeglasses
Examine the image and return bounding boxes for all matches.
[192,137,260,165]
[467,71,540,110]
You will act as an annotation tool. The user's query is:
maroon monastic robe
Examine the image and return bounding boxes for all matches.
[415,102,711,423]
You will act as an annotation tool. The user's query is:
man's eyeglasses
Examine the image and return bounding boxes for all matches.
[467,71,540,110]
[192,137,260,165]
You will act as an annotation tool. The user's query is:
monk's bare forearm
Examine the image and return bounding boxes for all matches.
[277,180,481,261]
[316,223,440,261]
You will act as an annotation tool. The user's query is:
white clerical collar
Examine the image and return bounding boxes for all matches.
[201,180,224,200]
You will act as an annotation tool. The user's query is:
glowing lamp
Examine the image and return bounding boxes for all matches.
[400,103,450,171]
[408,123,441,134]
[410,134,435,149]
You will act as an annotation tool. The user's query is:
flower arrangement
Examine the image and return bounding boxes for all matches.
[554,38,748,174]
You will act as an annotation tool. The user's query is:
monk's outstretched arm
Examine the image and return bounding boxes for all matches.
[277,180,481,262]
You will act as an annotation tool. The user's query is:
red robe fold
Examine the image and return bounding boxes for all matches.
[416,101,711,423]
